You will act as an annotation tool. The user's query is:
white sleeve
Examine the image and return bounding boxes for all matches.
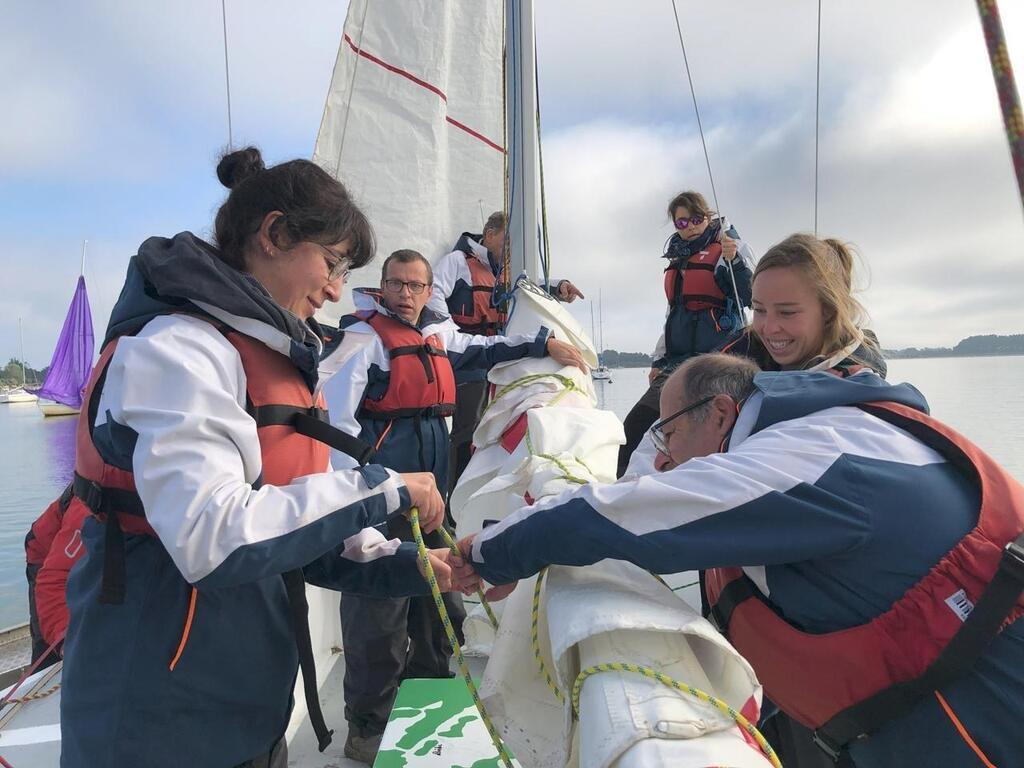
[322,332,381,470]
[98,315,407,588]
[428,250,461,317]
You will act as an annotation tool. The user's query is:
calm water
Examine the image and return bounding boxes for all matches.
[1,356,1022,628]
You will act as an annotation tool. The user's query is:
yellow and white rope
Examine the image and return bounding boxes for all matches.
[410,508,514,768]
[571,662,782,768]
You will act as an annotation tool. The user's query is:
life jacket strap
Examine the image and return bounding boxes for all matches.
[814,531,1024,759]
[281,569,334,752]
[246,402,375,466]
[71,472,146,606]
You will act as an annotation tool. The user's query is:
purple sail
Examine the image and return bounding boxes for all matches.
[32,276,95,409]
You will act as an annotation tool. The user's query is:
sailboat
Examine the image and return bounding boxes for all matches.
[0,318,39,404]
[313,2,766,766]
[590,292,612,382]
[33,242,95,417]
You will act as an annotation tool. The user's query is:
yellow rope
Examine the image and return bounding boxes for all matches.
[410,508,514,768]
[436,526,499,631]
[484,372,581,416]
[530,568,564,703]
[572,663,782,768]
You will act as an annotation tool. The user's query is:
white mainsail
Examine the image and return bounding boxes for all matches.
[313,0,506,326]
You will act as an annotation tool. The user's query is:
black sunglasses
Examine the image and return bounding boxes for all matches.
[650,395,715,455]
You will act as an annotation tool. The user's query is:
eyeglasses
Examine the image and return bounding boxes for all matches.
[383,279,430,295]
[650,395,715,456]
[674,215,706,230]
[313,243,351,282]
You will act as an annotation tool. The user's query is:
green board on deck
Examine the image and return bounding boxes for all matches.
[373,678,519,768]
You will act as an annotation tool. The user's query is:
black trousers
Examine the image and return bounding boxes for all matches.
[340,518,466,738]
[616,372,669,478]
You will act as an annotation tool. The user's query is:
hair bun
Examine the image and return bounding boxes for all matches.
[216,146,266,189]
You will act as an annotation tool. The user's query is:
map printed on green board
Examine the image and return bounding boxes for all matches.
[373,678,521,768]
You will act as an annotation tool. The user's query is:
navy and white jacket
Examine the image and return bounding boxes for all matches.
[323,289,549,488]
[61,234,425,768]
[470,371,1024,767]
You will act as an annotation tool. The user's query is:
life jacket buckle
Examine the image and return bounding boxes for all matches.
[1000,533,1024,584]
[811,729,844,762]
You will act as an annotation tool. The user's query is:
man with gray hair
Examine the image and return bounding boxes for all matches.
[459,353,1024,767]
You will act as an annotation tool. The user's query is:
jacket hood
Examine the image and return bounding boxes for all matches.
[105,232,325,384]
[747,370,929,436]
[348,287,450,331]
[453,232,498,272]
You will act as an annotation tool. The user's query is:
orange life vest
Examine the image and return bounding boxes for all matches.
[448,254,506,336]
[67,319,372,752]
[663,241,727,312]
[704,400,1024,758]
[358,311,457,418]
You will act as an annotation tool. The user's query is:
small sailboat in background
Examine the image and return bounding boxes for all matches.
[33,241,95,417]
[0,317,39,404]
[591,290,612,382]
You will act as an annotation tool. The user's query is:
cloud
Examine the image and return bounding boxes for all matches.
[2,0,1023,367]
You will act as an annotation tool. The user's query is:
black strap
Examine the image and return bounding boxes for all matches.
[247,403,374,466]
[281,569,333,752]
[708,572,763,632]
[683,261,716,271]
[72,472,146,606]
[814,531,1024,760]
[360,404,456,420]
[292,412,375,466]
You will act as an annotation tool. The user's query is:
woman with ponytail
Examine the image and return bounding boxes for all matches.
[721,233,886,377]
[58,147,473,768]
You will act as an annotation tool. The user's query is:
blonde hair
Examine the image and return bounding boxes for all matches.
[752,233,874,366]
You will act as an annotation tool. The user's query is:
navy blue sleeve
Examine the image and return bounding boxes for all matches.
[303,542,429,596]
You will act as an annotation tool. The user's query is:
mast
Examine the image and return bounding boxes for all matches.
[80,239,88,277]
[18,317,27,386]
[504,0,542,281]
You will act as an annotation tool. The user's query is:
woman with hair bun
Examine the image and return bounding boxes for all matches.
[58,147,474,768]
[721,233,886,377]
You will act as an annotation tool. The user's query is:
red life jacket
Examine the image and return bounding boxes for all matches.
[64,318,372,752]
[449,254,506,336]
[358,311,457,419]
[663,241,727,312]
[704,400,1024,758]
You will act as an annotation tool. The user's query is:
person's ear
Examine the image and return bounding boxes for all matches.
[257,211,286,255]
[710,394,738,440]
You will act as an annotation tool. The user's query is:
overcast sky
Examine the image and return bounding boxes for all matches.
[2,0,1022,369]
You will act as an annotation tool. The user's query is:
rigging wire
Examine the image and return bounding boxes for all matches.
[669,0,746,327]
[669,0,719,214]
[535,46,553,290]
[814,0,822,235]
[221,0,233,149]
[334,0,372,178]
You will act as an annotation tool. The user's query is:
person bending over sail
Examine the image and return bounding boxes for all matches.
[720,233,885,377]
[322,248,584,764]
[59,148,477,768]
[461,354,1024,768]
[617,190,754,477]
[429,210,585,502]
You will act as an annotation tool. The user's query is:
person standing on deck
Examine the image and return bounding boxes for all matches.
[322,249,585,764]
[57,147,476,768]
[460,354,1024,768]
[429,211,585,500]
[617,191,753,477]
